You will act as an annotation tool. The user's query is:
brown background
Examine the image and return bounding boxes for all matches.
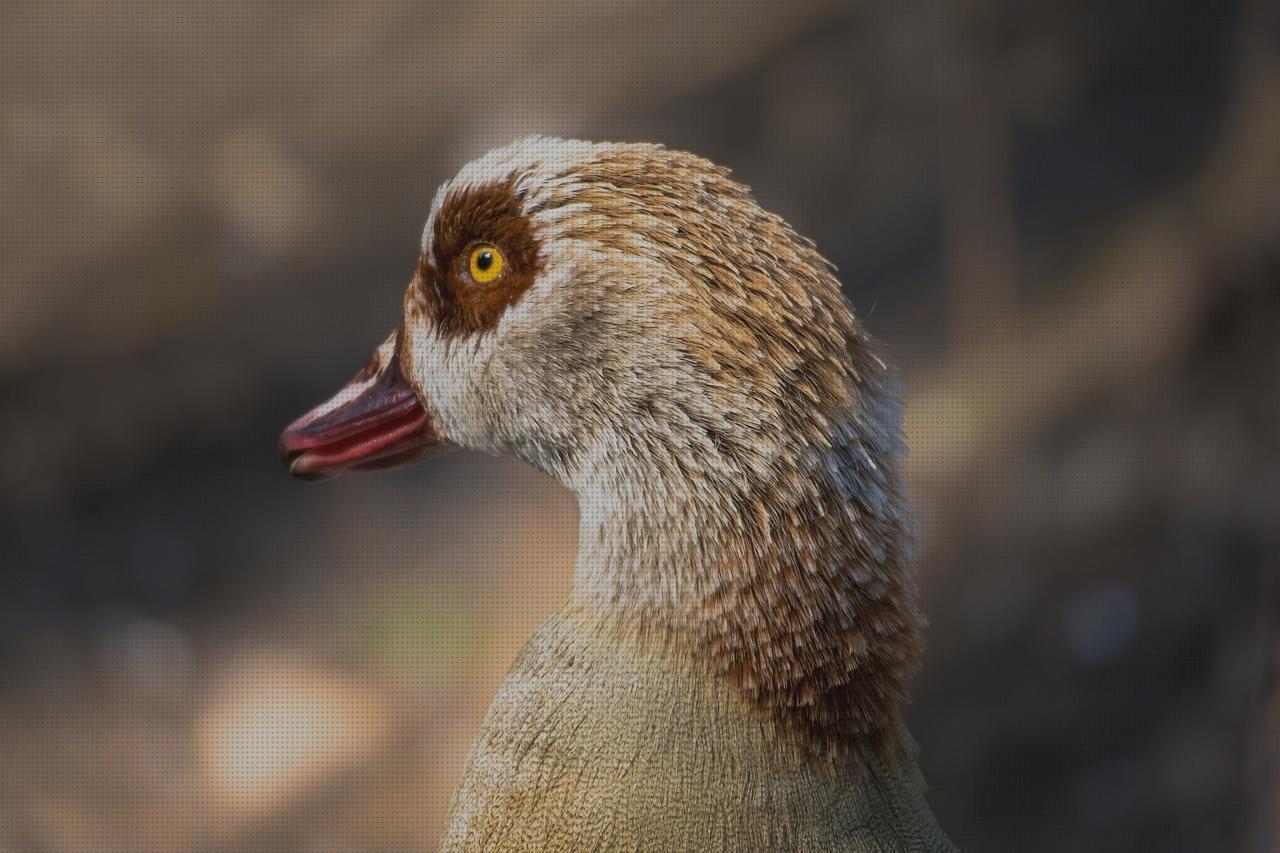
[1,1,1278,850]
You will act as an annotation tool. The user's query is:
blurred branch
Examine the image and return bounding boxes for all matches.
[907,3,1280,559]
[938,0,1020,351]
[1232,5,1280,850]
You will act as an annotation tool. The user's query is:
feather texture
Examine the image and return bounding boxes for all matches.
[392,138,955,850]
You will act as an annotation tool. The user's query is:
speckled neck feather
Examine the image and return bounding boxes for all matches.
[405,139,924,759]
[552,152,921,757]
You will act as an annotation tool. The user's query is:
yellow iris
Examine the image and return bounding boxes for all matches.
[468,244,504,283]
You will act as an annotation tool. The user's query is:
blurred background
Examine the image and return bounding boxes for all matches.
[1,0,1278,850]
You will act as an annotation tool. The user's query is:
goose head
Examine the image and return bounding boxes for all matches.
[281,137,920,752]
[281,137,894,489]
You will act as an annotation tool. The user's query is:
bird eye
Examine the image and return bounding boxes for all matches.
[467,244,505,284]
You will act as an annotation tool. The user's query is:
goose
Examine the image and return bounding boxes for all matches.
[280,137,957,852]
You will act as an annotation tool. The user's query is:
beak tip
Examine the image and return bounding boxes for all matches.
[278,424,305,467]
[290,466,333,483]
[281,444,332,481]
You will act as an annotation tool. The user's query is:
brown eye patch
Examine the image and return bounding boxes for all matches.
[415,176,543,339]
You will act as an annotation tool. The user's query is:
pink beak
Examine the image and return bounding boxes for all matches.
[280,331,447,480]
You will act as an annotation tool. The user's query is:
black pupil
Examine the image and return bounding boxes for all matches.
[476,251,493,272]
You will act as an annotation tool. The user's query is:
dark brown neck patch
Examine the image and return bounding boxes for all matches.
[415,177,544,338]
